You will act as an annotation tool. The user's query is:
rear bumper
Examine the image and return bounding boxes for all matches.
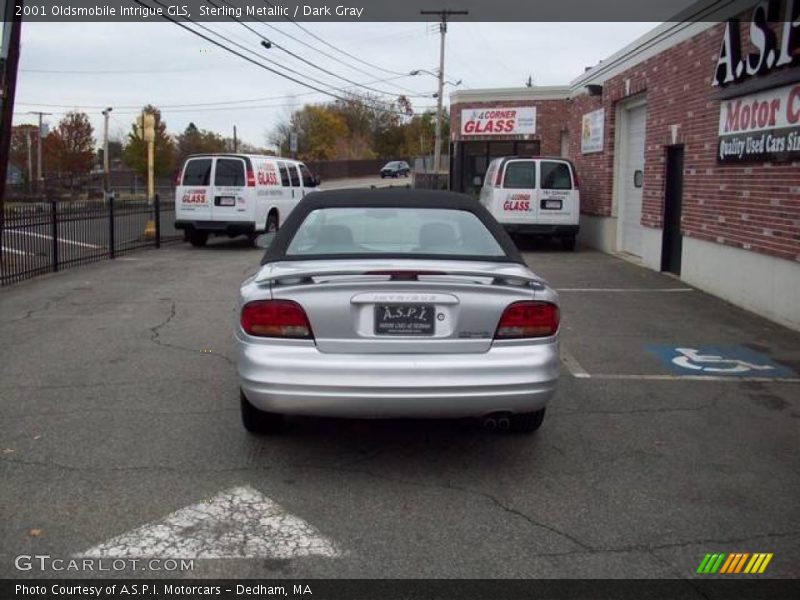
[502,223,579,236]
[175,220,255,235]
[236,338,559,418]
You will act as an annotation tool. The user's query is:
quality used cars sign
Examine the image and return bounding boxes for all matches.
[718,82,800,162]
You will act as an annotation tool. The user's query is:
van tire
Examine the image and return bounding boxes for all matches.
[509,408,546,433]
[266,212,279,233]
[188,230,208,247]
[561,235,576,251]
[240,390,283,434]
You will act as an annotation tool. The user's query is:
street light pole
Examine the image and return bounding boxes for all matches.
[102,107,112,198]
[420,9,468,175]
[28,110,51,194]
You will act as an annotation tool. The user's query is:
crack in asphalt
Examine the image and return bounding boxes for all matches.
[148,299,235,367]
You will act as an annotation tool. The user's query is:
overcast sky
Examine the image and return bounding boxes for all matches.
[12,21,658,149]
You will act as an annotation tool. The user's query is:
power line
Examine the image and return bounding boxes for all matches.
[259,1,421,94]
[211,0,433,98]
[133,0,432,117]
[263,1,409,78]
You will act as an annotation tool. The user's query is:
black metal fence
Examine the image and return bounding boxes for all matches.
[1,195,184,287]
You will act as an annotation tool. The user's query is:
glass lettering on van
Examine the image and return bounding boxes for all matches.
[182,190,208,204]
[257,164,280,186]
[504,193,531,211]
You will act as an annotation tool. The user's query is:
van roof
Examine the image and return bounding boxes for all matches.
[492,155,575,164]
[183,153,300,162]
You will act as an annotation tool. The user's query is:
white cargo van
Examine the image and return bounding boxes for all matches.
[479,156,580,250]
[175,154,320,247]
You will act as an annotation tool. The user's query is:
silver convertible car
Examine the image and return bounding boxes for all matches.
[236,189,560,434]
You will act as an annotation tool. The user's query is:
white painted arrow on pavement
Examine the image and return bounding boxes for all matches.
[76,486,342,559]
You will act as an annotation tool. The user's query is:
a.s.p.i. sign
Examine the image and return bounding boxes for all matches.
[718,82,800,162]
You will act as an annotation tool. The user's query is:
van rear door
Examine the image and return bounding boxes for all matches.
[177,157,214,222]
[211,156,252,224]
[538,160,578,226]
[497,159,538,225]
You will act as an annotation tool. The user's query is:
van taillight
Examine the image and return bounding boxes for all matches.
[572,169,580,190]
[494,301,559,339]
[246,168,256,187]
[174,168,183,187]
[494,167,503,186]
[241,300,313,339]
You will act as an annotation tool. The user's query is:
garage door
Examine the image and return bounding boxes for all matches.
[620,104,646,257]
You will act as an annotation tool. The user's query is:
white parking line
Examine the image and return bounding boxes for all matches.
[556,288,693,293]
[76,486,343,559]
[560,348,590,378]
[6,230,103,249]
[585,373,800,383]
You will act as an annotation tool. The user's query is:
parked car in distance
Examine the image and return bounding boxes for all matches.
[479,156,580,250]
[236,188,560,435]
[175,154,320,247]
[380,161,411,178]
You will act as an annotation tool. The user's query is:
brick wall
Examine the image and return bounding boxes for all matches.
[569,13,800,263]
[451,99,569,156]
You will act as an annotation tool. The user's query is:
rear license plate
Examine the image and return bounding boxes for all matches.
[375,304,434,336]
[219,196,235,206]
[543,199,563,210]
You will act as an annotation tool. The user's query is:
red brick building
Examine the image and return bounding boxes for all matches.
[449,0,800,329]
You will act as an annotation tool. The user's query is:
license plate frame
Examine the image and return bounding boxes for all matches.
[543,199,563,210]
[374,304,435,336]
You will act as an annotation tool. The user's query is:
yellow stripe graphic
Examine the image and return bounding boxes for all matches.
[720,554,736,574]
[734,553,749,573]
[758,553,773,573]
[744,554,761,574]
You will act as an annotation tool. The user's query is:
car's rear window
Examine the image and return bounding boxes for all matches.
[503,161,536,189]
[541,161,573,190]
[182,159,212,186]
[214,158,245,187]
[285,208,506,258]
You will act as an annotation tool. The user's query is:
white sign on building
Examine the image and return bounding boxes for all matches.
[460,107,536,136]
[581,108,605,154]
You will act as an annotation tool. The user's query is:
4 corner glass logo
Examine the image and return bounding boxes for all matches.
[696,552,773,574]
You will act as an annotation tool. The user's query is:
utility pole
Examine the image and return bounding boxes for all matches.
[26,128,32,192]
[28,110,51,194]
[420,8,467,176]
[233,125,238,153]
[102,107,112,199]
[0,0,24,234]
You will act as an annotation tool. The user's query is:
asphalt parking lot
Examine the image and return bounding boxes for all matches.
[0,236,798,579]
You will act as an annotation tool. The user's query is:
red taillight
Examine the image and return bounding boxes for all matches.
[494,301,559,339]
[174,168,183,187]
[246,168,256,187]
[241,300,313,339]
[494,167,503,186]
[572,168,580,190]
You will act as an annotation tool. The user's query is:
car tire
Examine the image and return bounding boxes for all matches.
[509,408,546,433]
[561,235,576,251]
[240,390,283,434]
[188,229,208,247]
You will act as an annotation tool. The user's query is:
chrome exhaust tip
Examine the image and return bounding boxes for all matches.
[482,417,497,430]
[497,417,511,430]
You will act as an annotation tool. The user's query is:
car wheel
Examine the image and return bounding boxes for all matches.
[509,408,546,433]
[240,390,283,434]
[188,229,208,247]
[561,235,576,251]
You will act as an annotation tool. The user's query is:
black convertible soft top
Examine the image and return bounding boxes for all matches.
[260,188,525,265]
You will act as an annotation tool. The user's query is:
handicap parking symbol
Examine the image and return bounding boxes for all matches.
[647,345,797,378]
